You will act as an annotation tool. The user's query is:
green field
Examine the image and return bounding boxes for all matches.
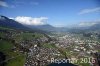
[0,40,26,66]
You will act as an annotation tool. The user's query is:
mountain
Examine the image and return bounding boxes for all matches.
[31,21,100,32]
[89,22,100,30]
[69,21,100,29]
[0,15,29,30]
[66,21,100,33]
[78,21,100,31]
[26,24,56,32]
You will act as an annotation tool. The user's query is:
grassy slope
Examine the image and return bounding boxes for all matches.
[0,27,45,66]
[0,26,26,66]
[0,40,26,66]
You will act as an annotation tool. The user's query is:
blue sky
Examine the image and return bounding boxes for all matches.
[0,0,100,27]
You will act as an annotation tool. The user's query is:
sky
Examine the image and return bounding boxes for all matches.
[0,0,100,27]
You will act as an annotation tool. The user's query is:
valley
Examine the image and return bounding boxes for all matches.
[0,15,100,66]
[0,26,100,66]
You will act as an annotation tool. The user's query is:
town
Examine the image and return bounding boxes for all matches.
[0,27,100,66]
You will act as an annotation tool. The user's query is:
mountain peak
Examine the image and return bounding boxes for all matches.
[0,15,9,20]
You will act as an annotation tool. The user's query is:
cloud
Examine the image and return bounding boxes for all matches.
[78,7,100,15]
[12,16,48,25]
[0,1,8,7]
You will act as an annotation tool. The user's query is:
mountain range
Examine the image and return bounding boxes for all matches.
[0,15,100,32]
[0,15,51,34]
